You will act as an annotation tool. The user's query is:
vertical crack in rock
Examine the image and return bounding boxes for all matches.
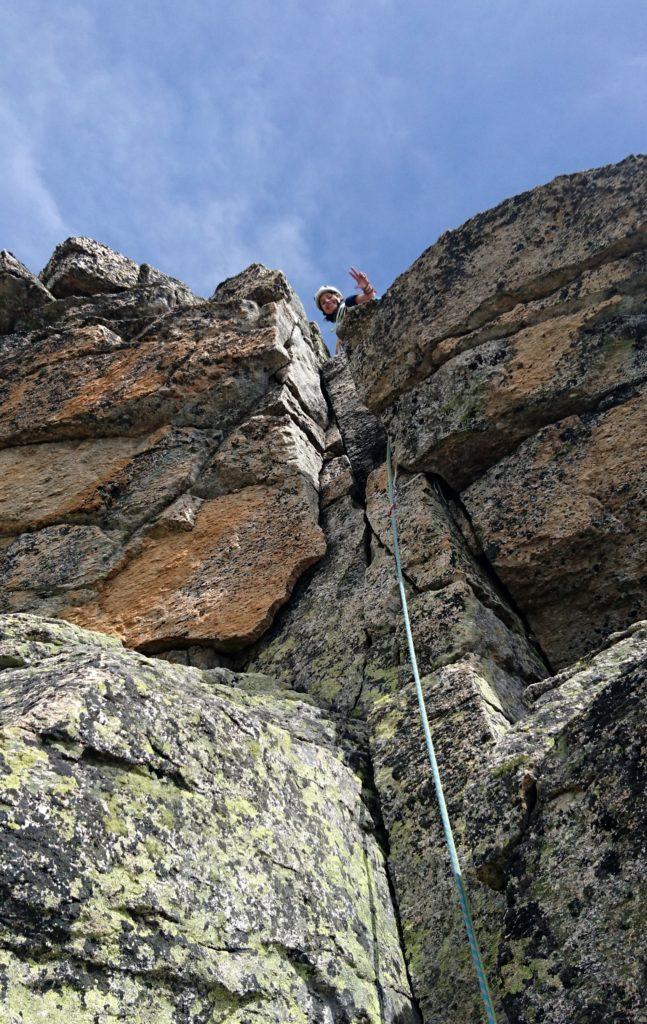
[422,470,555,675]
[363,838,388,1024]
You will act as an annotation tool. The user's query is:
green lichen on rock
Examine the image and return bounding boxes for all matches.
[0,614,417,1023]
[465,623,647,1024]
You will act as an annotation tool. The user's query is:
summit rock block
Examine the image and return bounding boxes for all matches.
[39,236,142,298]
[0,250,53,333]
[0,250,328,653]
[342,155,647,666]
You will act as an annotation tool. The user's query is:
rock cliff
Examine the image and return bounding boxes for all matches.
[1,155,645,1023]
[341,155,646,668]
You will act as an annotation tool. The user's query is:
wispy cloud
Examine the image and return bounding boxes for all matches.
[1,0,645,330]
[0,101,67,264]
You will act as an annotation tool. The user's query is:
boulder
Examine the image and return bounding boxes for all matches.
[212,262,301,311]
[0,250,53,334]
[39,236,140,297]
[0,614,417,1023]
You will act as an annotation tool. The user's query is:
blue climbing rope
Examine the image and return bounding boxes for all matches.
[385,438,499,1024]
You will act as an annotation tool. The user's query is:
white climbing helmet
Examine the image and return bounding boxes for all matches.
[314,285,343,311]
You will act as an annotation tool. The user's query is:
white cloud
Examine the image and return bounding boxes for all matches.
[0,101,67,266]
[1,0,644,316]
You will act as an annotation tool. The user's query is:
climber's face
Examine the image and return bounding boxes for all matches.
[320,291,340,315]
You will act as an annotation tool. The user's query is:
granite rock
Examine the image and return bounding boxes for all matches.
[320,455,355,508]
[462,393,646,666]
[383,304,646,489]
[39,236,141,297]
[2,159,645,1024]
[343,156,647,413]
[464,623,647,1024]
[321,352,386,485]
[0,256,329,653]
[341,155,647,673]
[0,614,418,1023]
[247,460,548,1020]
[246,495,370,715]
[0,251,54,334]
[67,479,325,651]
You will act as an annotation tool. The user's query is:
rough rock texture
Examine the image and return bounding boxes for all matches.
[39,237,141,298]
[247,442,549,1020]
[246,493,371,715]
[463,395,646,666]
[248,157,646,1020]
[0,251,54,334]
[0,614,418,1023]
[0,250,328,652]
[137,262,200,306]
[212,263,302,312]
[342,156,647,666]
[2,155,645,1024]
[342,156,646,413]
[321,353,386,486]
[465,622,646,1024]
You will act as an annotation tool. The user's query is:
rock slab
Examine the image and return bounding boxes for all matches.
[0,614,418,1024]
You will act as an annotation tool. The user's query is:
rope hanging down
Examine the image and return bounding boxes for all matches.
[385,439,499,1024]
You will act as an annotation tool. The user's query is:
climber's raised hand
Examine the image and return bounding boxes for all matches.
[349,267,376,305]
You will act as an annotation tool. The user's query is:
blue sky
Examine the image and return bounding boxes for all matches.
[1,1,645,342]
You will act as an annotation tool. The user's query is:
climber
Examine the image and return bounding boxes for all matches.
[314,267,377,354]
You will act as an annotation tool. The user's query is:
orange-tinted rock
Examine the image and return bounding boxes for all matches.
[463,394,646,665]
[340,156,647,664]
[344,156,646,413]
[0,428,209,534]
[1,255,328,650]
[0,436,144,533]
[0,303,292,447]
[197,414,323,496]
[66,482,325,650]
[383,299,646,488]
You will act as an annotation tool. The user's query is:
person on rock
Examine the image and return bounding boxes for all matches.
[314,267,377,354]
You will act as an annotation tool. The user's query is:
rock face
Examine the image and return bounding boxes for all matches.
[0,251,53,334]
[247,451,548,1022]
[465,622,646,1024]
[0,614,417,1023]
[1,155,645,1024]
[321,352,386,486]
[0,250,328,653]
[40,236,140,298]
[342,155,647,667]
